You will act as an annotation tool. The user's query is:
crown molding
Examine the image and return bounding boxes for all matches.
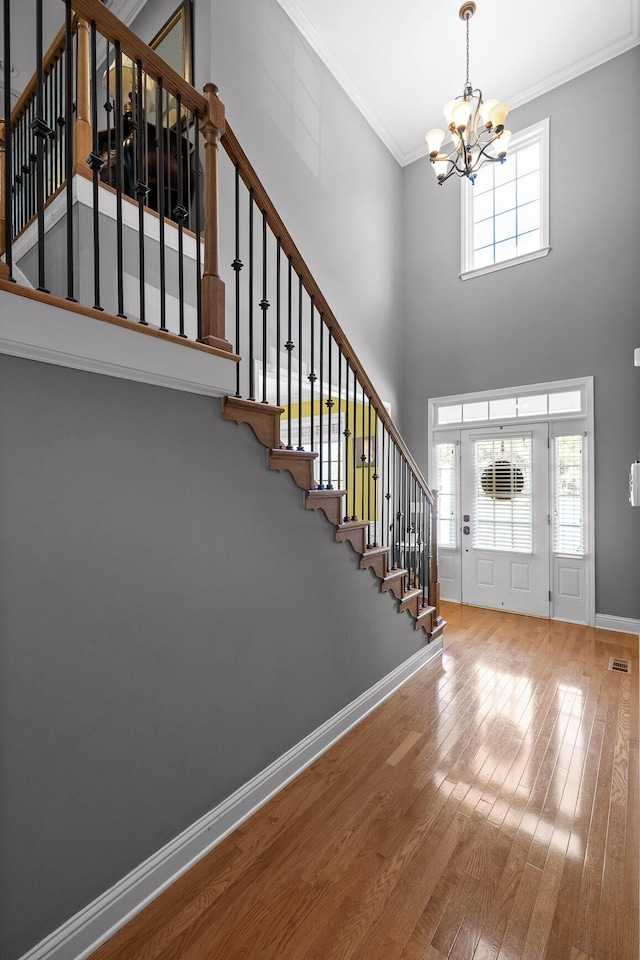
[108,0,149,28]
[275,0,640,168]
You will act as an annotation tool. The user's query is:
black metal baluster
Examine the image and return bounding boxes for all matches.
[87,20,103,310]
[297,274,303,449]
[20,103,26,230]
[275,237,281,407]
[105,43,112,190]
[55,54,61,194]
[232,163,242,394]
[135,60,149,325]
[406,466,411,590]
[175,94,186,336]
[392,445,400,569]
[308,295,315,450]
[24,101,31,229]
[337,349,342,491]
[156,80,167,331]
[412,477,417,590]
[402,459,408,582]
[3,0,13,275]
[360,383,366,522]
[34,0,52,292]
[29,98,36,226]
[326,330,333,488]
[194,110,202,341]
[14,109,20,237]
[318,316,324,486]
[19,104,24,230]
[350,366,358,520]
[381,428,387,549]
[114,41,125,316]
[425,495,431,605]
[45,68,51,198]
[420,488,426,602]
[285,256,293,449]
[366,395,372,546]
[248,189,255,399]
[372,404,379,546]
[21,103,28,230]
[343,361,351,521]
[260,210,269,401]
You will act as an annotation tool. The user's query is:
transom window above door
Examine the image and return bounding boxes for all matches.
[435,380,585,428]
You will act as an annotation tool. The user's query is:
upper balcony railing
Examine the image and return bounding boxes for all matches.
[1,0,443,631]
[3,0,229,352]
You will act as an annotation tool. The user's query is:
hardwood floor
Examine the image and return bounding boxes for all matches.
[90,603,639,960]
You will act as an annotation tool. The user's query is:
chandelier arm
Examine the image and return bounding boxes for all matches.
[471,139,504,169]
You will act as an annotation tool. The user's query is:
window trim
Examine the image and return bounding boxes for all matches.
[460,117,550,281]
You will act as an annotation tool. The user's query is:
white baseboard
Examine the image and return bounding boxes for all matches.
[19,637,443,960]
[595,613,640,637]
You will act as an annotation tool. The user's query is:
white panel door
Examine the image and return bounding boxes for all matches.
[460,425,550,617]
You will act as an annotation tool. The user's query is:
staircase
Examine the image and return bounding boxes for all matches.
[222,396,445,642]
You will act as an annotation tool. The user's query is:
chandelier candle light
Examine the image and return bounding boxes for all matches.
[426,2,510,184]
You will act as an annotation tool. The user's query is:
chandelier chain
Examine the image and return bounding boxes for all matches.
[466,14,470,86]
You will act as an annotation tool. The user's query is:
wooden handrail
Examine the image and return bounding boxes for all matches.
[65,0,207,116]
[11,23,69,128]
[221,122,434,501]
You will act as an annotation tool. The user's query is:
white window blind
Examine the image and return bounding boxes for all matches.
[553,436,585,555]
[435,442,457,548]
[473,437,532,553]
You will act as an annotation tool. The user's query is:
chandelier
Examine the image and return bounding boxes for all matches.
[425,2,510,185]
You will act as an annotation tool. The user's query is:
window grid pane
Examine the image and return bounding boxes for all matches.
[435,443,457,548]
[470,125,545,269]
[553,436,585,556]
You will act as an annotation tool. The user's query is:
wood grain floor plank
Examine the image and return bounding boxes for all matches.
[87,605,639,960]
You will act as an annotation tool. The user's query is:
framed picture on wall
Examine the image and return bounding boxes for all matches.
[150,1,194,85]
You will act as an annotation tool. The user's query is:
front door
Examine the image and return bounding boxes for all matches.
[460,424,550,617]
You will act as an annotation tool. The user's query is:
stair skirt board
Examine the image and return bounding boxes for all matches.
[19,637,443,960]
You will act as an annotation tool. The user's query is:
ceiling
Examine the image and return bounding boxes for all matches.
[274,0,640,166]
[3,0,638,167]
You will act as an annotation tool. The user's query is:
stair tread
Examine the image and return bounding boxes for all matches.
[416,603,436,620]
[270,448,318,458]
[363,546,389,559]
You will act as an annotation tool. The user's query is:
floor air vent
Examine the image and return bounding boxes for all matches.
[609,657,631,674]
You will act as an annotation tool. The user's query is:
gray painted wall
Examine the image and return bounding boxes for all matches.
[402,48,640,619]
[0,354,427,960]
[131,0,405,417]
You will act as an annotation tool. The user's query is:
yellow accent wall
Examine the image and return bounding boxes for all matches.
[280,397,379,521]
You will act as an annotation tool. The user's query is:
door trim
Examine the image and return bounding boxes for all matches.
[428,377,595,626]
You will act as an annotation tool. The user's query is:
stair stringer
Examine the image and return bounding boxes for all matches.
[220,396,445,643]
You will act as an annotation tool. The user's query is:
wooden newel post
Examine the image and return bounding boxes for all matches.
[201,83,233,352]
[428,489,444,629]
[73,17,92,171]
